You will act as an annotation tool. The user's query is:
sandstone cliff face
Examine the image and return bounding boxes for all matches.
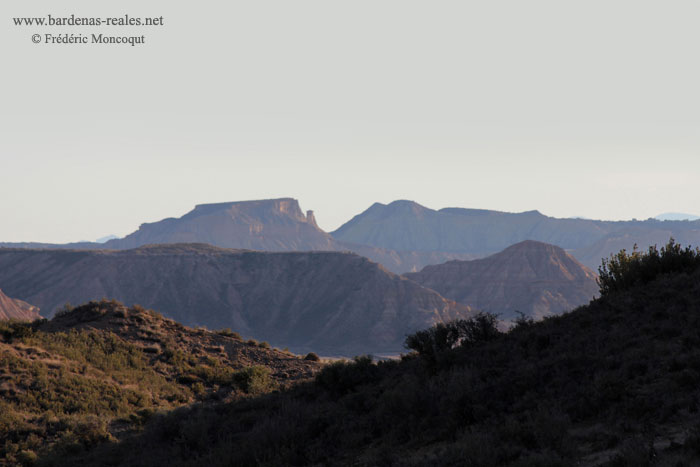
[0,245,471,355]
[105,199,336,252]
[96,198,475,274]
[405,240,599,320]
[0,289,40,321]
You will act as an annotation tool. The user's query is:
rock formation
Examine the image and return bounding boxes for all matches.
[405,240,599,320]
[0,289,40,321]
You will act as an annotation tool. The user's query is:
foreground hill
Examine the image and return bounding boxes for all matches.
[47,242,700,466]
[0,300,321,465]
[405,240,599,320]
[0,198,473,273]
[0,244,471,355]
[0,289,40,321]
[332,200,700,269]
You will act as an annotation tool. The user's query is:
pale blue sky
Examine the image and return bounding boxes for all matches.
[1,0,699,242]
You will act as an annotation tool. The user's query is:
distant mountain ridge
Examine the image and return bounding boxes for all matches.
[3,198,700,272]
[0,244,472,355]
[0,199,473,273]
[405,240,599,320]
[655,212,700,221]
[103,198,334,251]
[332,200,700,269]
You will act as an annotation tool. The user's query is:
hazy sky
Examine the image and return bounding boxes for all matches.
[1,1,699,243]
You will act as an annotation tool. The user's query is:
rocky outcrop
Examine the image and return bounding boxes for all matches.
[103,199,336,252]
[0,289,40,321]
[0,244,472,355]
[405,240,599,320]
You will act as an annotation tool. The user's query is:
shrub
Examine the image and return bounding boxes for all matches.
[0,321,35,342]
[598,238,700,296]
[17,449,38,466]
[405,323,458,359]
[404,312,501,361]
[304,352,320,361]
[315,356,380,394]
[258,341,270,349]
[54,303,74,318]
[511,311,535,331]
[232,366,276,395]
[452,312,501,348]
[215,328,241,339]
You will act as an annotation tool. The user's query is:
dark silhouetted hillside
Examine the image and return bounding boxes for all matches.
[45,243,700,466]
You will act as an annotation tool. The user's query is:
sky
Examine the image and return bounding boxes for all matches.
[1,0,699,243]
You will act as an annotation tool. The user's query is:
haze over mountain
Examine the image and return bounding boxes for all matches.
[0,244,471,355]
[4,197,699,273]
[0,289,40,321]
[405,240,599,320]
[655,212,700,221]
[96,235,119,243]
[332,200,700,270]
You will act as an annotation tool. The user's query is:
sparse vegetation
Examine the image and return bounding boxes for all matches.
[0,300,320,465]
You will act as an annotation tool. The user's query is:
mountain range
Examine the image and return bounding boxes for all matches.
[0,199,473,274]
[4,198,698,273]
[332,199,700,270]
[0,244,471,355]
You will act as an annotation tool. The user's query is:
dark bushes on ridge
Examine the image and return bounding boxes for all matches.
[598,238,700,296]
[304,352,320,361]
[404,312,501,362]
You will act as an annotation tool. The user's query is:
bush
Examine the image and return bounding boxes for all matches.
[404,313,501,361]
[54,303,74,318]
[232,366,276,395]
[215,328,241,339]
[315,356,380,394]
[17,449,38,466]
[598,238,700,296]
[304,352,320,361]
